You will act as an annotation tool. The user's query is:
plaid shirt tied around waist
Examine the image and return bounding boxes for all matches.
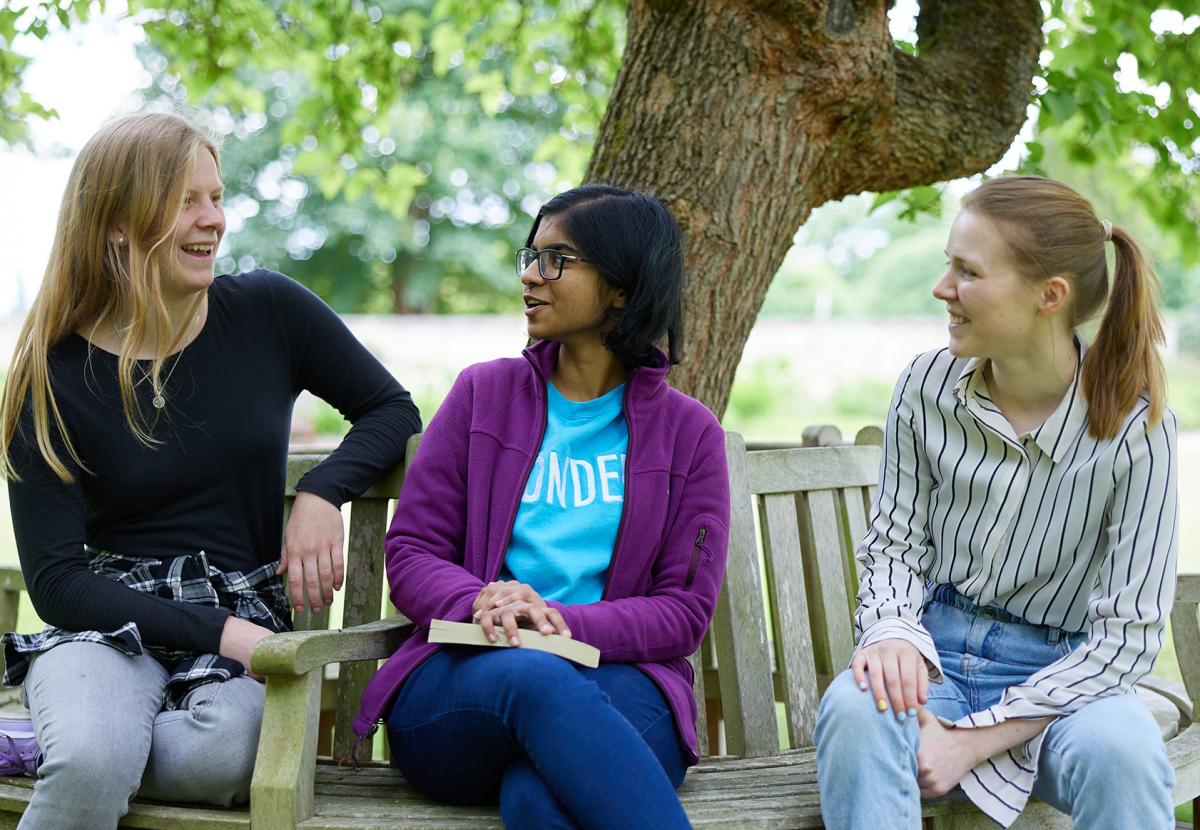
[2,549,291,709]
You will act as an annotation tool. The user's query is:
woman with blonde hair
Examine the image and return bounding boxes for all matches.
[815,176,1178,829]
[0,112,420,828]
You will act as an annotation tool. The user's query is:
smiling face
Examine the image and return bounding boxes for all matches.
[932,209,1053,361]
[162,147,225,303]
[521,216,623,349]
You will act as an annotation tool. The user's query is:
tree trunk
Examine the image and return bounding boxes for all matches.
[586,0,1042,418]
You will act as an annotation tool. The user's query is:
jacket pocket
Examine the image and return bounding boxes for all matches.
[684,526,710,590]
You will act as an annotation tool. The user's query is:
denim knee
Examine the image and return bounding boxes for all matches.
[140,677,264,806]
[816,669,914,748]
[1047,695,1173,792]
[486,650,594,703]
[39,733,147,794]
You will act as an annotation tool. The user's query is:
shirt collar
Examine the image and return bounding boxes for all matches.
[952,336,1089,463]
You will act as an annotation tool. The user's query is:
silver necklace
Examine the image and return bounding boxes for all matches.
[147,310,202,410]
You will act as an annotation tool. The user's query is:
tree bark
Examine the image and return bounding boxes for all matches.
[586,0,1042,418]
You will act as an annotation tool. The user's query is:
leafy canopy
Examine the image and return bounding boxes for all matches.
[4,0,1197,273]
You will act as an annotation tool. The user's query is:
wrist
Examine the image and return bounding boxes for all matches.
[956,728,992,767]
[294,490,338,509]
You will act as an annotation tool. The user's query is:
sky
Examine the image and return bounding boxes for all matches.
[0,2,146,318]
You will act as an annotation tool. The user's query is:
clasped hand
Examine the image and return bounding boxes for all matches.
[471,580,571,646]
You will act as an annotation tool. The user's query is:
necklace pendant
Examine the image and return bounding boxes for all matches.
[152,394,166,409]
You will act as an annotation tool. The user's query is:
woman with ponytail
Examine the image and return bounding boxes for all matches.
[356,185,729,828]
[815,176,1177,829]
[0,112,420,828]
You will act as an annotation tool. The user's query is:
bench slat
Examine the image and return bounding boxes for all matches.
[334,497,392,761]
[840,488,869,619]
[285,455,406,501]
[712,432,778,758]
[1177,573,1200,604]
[759,492,818,748]
[802,489,855,678]
[689,647,709,757]
[745,446,879,494]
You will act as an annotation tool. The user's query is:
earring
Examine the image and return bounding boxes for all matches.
[118,236,127,245]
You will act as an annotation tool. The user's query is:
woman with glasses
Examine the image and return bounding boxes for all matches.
[814,177,1177,829]
[356,184,729,828]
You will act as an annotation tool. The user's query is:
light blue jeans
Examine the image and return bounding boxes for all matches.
[814,585,1174,830]
[18,641,264,830]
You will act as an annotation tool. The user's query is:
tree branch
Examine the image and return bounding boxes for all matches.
[836,0,1042,196]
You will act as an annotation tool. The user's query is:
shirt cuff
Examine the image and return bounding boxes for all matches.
[855,617,944,682]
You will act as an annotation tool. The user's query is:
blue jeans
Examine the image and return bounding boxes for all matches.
[386,648,691,830]
[814,586,1174,830]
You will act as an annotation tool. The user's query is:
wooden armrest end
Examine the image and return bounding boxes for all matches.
[0,568,25,593]
[252,614,412,677]
[1175,574,1200,605]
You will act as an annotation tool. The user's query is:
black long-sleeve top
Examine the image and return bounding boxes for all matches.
[7,270,421,655]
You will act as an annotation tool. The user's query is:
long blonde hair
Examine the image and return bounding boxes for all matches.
[0,112,220,483]
[963,176,1166,440]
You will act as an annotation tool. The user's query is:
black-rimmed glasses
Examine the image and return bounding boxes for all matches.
[515,246,584,280]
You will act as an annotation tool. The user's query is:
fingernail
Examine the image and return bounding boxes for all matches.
[487,632,497,642]
[896,711,907,723]
[472,610,481,619]
[876,698,888,712]
[908,708,917,718]
[510,635,519,646]
[858,681,868,691]
[563,629,571,637]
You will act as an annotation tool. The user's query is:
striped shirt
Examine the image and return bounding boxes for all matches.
[854,341,1179,827]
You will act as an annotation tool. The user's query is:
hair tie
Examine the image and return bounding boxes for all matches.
[1100,220,1112,242]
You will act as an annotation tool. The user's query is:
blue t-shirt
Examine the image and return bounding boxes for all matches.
[498,381,629,605]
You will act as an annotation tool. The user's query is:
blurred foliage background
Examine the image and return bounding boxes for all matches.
[3,1,1197,323]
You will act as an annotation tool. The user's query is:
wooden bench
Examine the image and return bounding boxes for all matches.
[0,429,1196,828]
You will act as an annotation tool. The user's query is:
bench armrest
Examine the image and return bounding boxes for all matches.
[251,614,413,676]
[250,613,413,830]
[1170,574,1200,730]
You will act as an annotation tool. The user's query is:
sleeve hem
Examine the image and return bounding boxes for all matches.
[855,619,944,682]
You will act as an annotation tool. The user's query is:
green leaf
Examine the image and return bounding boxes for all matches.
[1041,89,1079,125]
[869,191,900,213]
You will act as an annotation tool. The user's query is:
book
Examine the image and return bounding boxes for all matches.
[427,618,600,668]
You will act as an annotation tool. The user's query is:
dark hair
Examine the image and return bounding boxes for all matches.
[526,184,685,370]
[962,176,1165,439]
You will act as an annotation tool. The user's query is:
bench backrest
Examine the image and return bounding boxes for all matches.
[280,428,881,762]
[708,429,882,757]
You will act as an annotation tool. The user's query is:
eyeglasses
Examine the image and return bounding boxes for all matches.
[515,246,585,280]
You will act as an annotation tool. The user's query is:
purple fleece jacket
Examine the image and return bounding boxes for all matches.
[354,339,730,762]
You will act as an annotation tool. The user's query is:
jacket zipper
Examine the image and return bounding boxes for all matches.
[601,381,634,601]
[684,527,707,590]
[495,372,550,582]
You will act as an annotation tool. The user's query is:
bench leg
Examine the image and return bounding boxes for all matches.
[251,670,322,830]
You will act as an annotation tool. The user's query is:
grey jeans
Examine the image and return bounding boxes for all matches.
[18,641,264,830]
